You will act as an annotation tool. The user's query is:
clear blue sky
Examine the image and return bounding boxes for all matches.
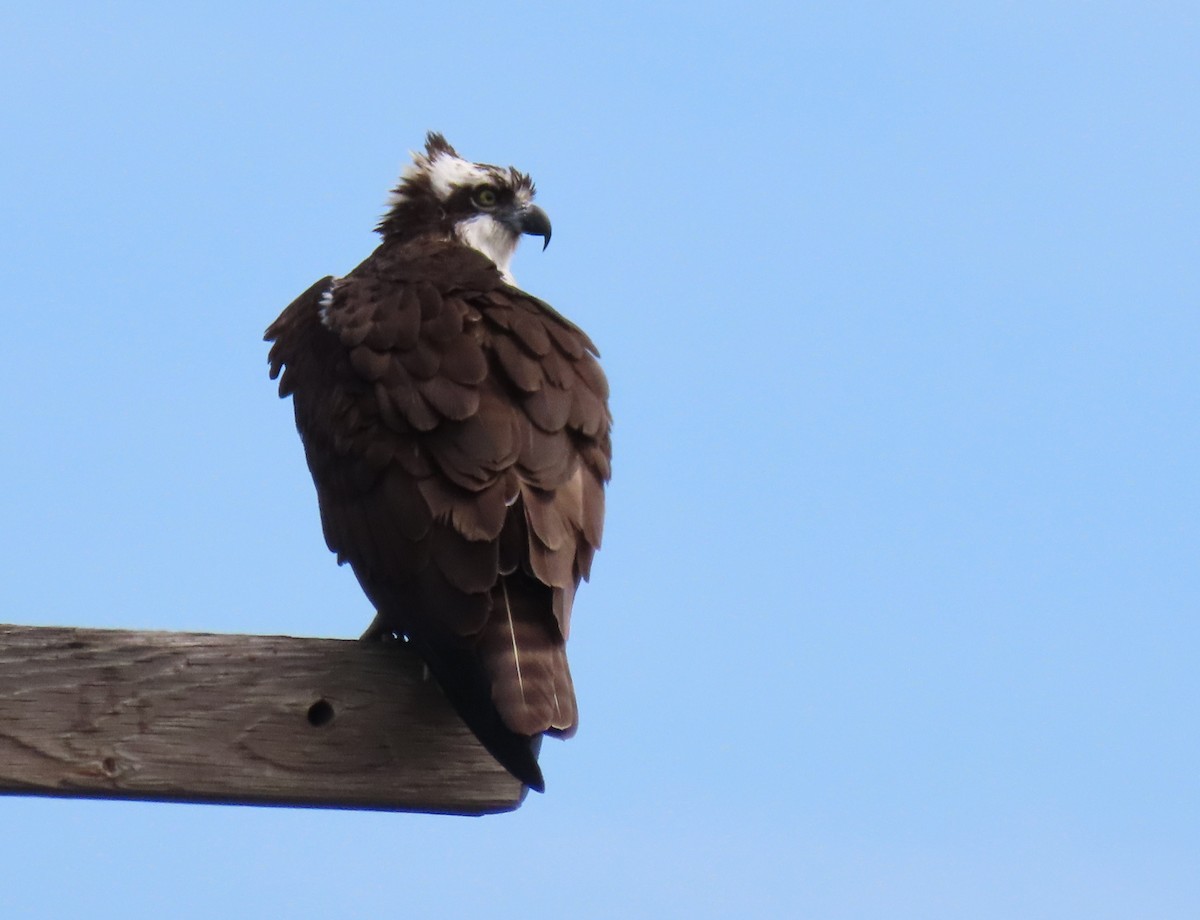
[1,2,1197,917]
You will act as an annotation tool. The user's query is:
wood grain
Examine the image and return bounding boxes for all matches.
[0,624,527,814]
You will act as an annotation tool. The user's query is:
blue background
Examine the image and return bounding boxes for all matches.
[1,3,1196,917]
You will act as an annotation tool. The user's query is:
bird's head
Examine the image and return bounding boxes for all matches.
[377,132,552,283]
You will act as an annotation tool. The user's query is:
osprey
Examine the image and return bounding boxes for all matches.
[265,133,611,792]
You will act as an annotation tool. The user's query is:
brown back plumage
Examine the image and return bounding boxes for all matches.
[265,151,611,790]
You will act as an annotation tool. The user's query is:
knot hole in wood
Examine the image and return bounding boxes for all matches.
[306,698,335,727]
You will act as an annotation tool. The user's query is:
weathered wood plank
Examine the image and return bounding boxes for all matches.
[0,624,527,815]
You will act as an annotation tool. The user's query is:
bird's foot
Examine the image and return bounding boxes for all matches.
[359,610,399,643]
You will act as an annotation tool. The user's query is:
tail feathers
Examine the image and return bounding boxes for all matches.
[479,577,578,738]
[409,635,547,793]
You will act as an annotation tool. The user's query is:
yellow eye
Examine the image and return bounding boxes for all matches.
[473,187,498,208]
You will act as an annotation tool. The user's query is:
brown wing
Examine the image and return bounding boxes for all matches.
[265,241,611,790]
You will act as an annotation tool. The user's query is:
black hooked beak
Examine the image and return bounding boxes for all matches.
[517,205,552,250]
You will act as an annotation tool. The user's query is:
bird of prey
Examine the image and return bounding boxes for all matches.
[265,133,611,792]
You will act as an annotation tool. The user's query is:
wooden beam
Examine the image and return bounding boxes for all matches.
[0,624,527,815]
